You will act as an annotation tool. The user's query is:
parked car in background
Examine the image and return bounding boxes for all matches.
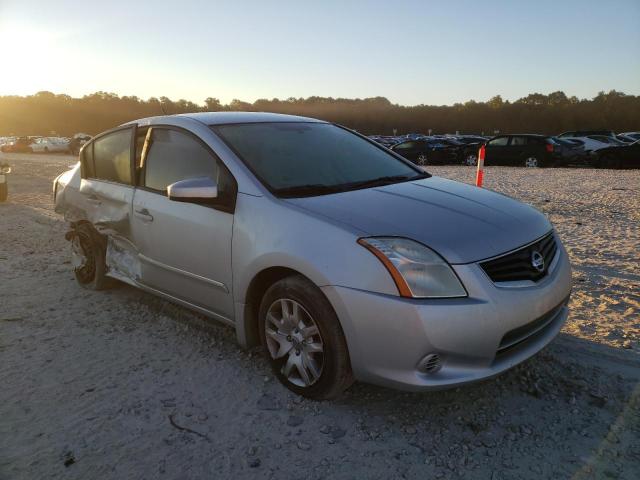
[482,134,573,167]
[557,130,615,139]
[53,112,572,398]
[69,133,92,156]
[549,138,590,166]
[445,135,489,165]
[391,138,461,165]
[0,136,35,153]
[596,140,640,169]
[617,132,640,143]
[31,137,70,153]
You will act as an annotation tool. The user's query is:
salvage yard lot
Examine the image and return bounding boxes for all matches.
[1,153,639,479]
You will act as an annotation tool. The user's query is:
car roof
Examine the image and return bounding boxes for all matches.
[138,111,326,126]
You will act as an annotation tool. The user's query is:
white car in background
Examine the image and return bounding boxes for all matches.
[30,137,70,154]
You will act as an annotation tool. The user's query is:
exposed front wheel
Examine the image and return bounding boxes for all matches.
[524,157,539,168]
[69,223,116,290]
[259,275,353,399]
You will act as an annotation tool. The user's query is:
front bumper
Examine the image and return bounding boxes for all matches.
[322,235,572,391]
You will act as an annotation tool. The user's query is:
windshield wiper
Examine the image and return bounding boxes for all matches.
[345,173,430,190]
[274,173,430,198]
[274,184,346,198]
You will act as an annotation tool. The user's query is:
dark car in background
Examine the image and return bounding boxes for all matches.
[483,134,578,167]
[69,133,92,156]
[596,140,640,169]
[390,138,460,166]
[557,130,615,139]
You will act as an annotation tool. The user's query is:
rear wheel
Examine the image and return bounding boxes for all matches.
[0,182,7,202]
[465,154,477,166]
[70,223,116,290]
[524,156,539,168]
[416,152,428,166]
[259,275,353,399]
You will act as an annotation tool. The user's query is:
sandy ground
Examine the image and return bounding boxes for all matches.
[1,153,639,480]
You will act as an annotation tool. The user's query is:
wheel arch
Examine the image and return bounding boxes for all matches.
[237,266,325,349]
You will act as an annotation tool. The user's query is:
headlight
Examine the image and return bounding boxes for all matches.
[358,237,467,298]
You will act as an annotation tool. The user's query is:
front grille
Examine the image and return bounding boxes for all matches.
[480,232,557,283]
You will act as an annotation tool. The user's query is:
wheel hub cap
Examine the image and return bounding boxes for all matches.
[265,298,324,387]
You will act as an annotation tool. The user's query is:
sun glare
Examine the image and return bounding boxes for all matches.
[0,23,64,95]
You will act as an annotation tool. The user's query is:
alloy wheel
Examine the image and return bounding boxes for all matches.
[465,154,477,166]
[525,157,539,168]
[264,298,324,387]
[417,153,428,166]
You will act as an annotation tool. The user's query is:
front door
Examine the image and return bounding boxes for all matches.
[131,127,237,321]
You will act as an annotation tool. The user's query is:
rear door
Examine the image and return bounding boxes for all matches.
[507,136,529,164]
[78,126,136,240]
[131,127,237,321]
[484,136,509,165]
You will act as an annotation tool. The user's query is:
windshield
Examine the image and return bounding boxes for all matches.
[213,122,426,197]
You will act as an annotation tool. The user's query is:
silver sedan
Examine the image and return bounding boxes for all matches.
[53,112,572,399]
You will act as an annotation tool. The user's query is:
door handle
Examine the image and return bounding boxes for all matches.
[134,208,154,222]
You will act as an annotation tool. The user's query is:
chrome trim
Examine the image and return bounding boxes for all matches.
[139,254,229,293]
[472,229,555,265]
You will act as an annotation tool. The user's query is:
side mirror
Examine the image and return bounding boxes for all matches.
[167,176,218,204]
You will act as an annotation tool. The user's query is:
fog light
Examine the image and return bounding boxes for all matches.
[417,353,442,374]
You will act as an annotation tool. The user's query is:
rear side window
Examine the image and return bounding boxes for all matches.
[488,137,508,146]
[91,129,133,184]
[394,141,417,150]
[510,137,527,146]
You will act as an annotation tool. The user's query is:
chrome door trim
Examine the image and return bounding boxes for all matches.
[139,253,229,293]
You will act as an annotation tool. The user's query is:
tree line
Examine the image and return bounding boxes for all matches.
[1,90,638,137]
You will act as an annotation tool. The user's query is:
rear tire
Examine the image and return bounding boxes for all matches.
[259,275,353,400]
[524,157,539,168]
[0,182,7,202]
[70,223,116,290]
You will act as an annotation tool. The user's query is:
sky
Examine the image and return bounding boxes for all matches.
[0,0,638,106]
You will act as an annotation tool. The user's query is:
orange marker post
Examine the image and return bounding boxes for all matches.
[475,144,486,187]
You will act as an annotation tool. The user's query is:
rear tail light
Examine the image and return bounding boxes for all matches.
[546,143,554,153]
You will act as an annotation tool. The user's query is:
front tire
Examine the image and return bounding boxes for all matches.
[69,223,116,290]
[259,275,353,400]
[524,156,539,168]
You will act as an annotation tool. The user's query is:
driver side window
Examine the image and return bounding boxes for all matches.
[143,128,237,211]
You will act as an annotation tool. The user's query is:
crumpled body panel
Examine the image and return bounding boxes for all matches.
[54,164,141,284]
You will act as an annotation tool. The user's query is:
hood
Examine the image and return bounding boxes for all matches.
[285,176,551,264]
